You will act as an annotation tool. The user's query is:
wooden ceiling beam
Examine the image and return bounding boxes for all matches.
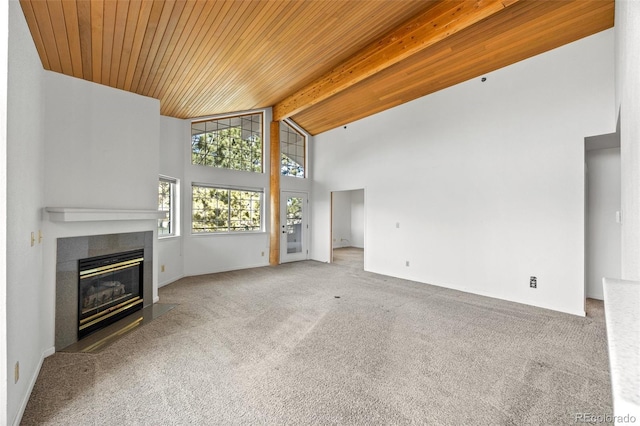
[272,0,520,121]
[291,0,614,135]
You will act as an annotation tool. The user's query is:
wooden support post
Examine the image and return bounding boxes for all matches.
[269,120,280,265]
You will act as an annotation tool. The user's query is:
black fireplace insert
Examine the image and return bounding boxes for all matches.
[78,249,144,339]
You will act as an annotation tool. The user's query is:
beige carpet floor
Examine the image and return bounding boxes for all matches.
[333,247,364,268]
[22,259,611,425]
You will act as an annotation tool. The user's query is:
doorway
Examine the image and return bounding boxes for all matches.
[585,132,621,300]
[331,189,365,268]
[280,191,309,263]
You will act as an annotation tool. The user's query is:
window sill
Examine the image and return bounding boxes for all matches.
[190,231,267,237]
[158,234,180,241]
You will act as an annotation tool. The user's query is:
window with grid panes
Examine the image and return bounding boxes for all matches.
[280,121,306,178]
[191,113,263,173]
[191,184,263,233]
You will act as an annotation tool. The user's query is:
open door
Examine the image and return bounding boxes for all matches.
[280,191,308,263]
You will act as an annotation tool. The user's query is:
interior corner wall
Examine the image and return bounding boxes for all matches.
[6,1,46,424]
[616,0,640,281]
[158,116,187,287]
[311,29,615,316]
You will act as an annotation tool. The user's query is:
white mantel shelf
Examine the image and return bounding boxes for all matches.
[44,207,164,222]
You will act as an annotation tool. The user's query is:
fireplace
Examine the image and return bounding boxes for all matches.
[55,231,153,350]
[78,249,144,339]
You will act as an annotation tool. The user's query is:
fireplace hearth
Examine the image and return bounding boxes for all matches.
[78,249,144,339]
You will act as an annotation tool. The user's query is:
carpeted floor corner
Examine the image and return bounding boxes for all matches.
[21,255,611,425]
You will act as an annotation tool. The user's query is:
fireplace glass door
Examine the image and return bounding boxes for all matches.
[78,249,144,339]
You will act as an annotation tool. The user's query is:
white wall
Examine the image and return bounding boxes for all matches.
[351,189,365,248]
[586,147,621,300]
[6,1,46,423]
[616,0,640,281]
[158,116,186,287]
[0,0,7,419]
[311,29,615,316]
[43,72,159,210]
[332,191,352,248]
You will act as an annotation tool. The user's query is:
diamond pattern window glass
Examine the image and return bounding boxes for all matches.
[280,121,305,178]
[191,113,263,173]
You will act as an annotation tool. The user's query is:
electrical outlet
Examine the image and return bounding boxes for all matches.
[406,261,410,267]
[530,276,537,288]
[15,362,19,383]
[396,222,400,229]
[161,265,165,272]
[261,251,265,257]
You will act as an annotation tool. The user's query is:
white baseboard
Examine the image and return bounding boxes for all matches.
[158,273,185,288]
[185,262,269,277]
[13,346,55,426]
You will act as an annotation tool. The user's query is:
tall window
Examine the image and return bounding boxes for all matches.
[191,113,263,172]
[158,177,178,237]
[281,121,306,178]
[192,184,263,233]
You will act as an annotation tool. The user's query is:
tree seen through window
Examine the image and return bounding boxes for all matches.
[280,121,305,178]
[191,113,263,172]
[192,185,262,233]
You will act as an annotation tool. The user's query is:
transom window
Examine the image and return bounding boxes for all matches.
[281,121,306,178]
[192,184,263,233]
[191,113,263,173]
[158,177,178,237]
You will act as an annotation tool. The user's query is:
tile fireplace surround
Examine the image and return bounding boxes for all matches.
[55,231,153,350]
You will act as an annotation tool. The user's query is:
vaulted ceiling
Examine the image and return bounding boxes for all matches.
[19,0,614,135]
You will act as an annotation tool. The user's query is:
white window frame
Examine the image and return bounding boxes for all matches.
[190,111,265,173]
[191,183,265,235]
[158,176,179,238]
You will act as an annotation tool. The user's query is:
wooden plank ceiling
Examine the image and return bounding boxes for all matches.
[20,0,613,136]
